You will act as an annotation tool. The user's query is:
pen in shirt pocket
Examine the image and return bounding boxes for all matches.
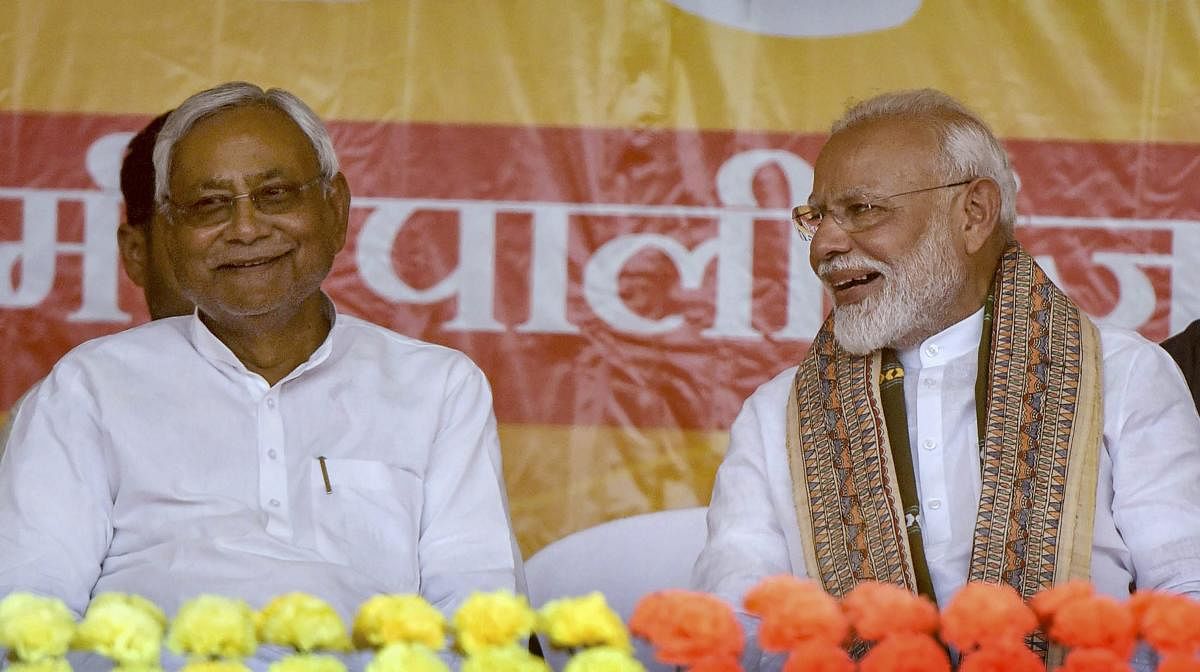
[317,456,333,494]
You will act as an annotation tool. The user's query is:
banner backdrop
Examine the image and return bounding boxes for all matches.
[2,1,1199,555]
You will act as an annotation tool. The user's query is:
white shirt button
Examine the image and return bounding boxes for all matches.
[268,449,278,459]
[268,499,281,508]
[266,398,276,409]
[924,343,940,358]
[928,499,942,510]
[922,438,936,451]
[923,377,936,388]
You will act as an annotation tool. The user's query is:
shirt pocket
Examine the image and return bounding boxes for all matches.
[309,458,422,591]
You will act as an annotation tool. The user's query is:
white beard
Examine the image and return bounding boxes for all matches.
[821,217,967,355]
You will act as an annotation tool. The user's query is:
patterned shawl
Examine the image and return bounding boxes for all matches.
[786,242,1103,660]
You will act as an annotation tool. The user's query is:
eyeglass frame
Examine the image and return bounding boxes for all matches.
[791,179,975,240]
[160,175,327,229]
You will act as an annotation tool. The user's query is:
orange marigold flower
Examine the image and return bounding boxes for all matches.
[841,582,939,641]
[752,583,847,651]
[958,641,1044,672]
[1060,647,1132,672]
[744,576,823,617]
[628,591,743,666]
[940,582,1037,651]
[781,641,854,672]
[858,633,949,672]
[1158,653,1200,672]
[1029,581,1094,628]
[1049,595,1137,659]
[1128,591,1200,656]
[687,654,744,672]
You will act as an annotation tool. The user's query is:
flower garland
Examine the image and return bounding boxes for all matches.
[1,581,1198,672]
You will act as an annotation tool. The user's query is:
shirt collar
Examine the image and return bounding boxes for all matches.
[896,306,985,372]
[187,293,339,388]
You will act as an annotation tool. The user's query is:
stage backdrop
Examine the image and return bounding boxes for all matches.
[2,1,1199,555]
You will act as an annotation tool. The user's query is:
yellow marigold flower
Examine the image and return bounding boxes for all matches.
[257,593,350,653]
[352,595,445,650]
[538,593,631,652]
[365,642,449,672]
[7,658,72,672]
[563,646,646,672]
[179,660,253,672]
[88,593,168,629]
[167,595,257,659]
[452,591,536,655]
[0,592,76,662]
[74,597,164,665]
[461,644,550,672]
[266,653,347,672]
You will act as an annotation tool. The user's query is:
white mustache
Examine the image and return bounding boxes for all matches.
[816,255,890,281]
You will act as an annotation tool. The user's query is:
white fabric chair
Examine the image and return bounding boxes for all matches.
[525,506,709,671]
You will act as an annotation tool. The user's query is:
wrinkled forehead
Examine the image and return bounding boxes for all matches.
[810,117,943,203]
[170,105,318,188]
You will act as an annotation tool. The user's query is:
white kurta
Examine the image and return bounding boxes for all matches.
[0,307,523,629]
[694,310,1200,669]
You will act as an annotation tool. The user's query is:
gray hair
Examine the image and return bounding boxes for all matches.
[831,89,1018,236]
[153,81,339,204]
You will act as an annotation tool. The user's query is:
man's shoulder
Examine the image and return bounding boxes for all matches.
[743,365,801,409]
[54,317,192,370]
[331,314,481,372]
[1095,320,1169,363]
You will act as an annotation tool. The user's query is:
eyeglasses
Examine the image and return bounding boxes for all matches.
[163,176,325,229]
[791,179,973,240]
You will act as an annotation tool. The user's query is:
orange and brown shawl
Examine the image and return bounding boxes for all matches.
[786,243,1103,660]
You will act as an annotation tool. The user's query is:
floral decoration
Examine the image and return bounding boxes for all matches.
[538,592,631,652]
[561,645,645,672]
[257,593,350,653]
[627,589,743,669]
[364,642,449,672]
[352,595,445,651]
[460,643,549,672]
[74,592,166,669]
[167,595,257,661]
[452,591,536,655]
[0,592,76,663]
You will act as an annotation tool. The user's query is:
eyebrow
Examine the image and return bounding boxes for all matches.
[191,169,289,192]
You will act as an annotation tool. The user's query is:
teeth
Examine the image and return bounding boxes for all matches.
[834,274,872,289]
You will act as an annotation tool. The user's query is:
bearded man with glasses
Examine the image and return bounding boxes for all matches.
[694,89,1200,670]
[0,82,524,669]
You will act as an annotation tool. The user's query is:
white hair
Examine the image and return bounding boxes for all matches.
[831,89,1018,236]
[153,81,339,204]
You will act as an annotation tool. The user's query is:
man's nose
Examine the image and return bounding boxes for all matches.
[807,216,853,271]
[225,196,270,242]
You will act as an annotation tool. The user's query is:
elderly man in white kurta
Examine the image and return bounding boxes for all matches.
[693,89,1200,670]
[0,82,523,654]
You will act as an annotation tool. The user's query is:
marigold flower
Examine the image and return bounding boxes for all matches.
[1048,595,1137,659]
[1029,580,1094,627]
[1128,591,1200,656]
[628,590,743,666]
[744,576,846,651]
[266,653,348,672]
[958,641,1044,672]
[1059,647,1133,672]
[538,592,631,652]
[452,591,536,655]
[365,642,449,672]
[562,645,646,672]
[257,593,350,653]
[686,654,743,672]
[858,633,950,672]
[352,594,445,650]
[940,582,1037,651]
[0,592,77,662]
[179,660,253,672]
[781,640,854,672]
[89,594,168,628]
[167,595,258,659]
[75,596,165,666]
[461,643,551,672]
[841,582,938,641]
[1159,653,1200,672]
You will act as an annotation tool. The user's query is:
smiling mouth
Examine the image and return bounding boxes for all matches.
[219,252,289,270]
[832,272,881,291]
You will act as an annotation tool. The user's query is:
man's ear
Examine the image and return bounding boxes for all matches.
[960,177,1002,254]
[117,221,149,288]
[326,172,351,250]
